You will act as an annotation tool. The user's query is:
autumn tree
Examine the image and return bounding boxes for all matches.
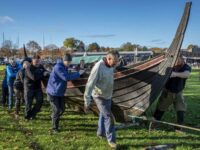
[77,41,85,52]
[150,47,164,55]
[44,44,58,51]
[120,42,141,51]
[26,41,41,52]
[87,42,100,52]
[63,38,85,52]
[63,38,76,49]
[1,40,14,58]
[121,42,133,51]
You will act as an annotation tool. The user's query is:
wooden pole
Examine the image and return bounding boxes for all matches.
[128,115,200,132]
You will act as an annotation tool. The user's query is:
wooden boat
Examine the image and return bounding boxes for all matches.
[44,2,192,122]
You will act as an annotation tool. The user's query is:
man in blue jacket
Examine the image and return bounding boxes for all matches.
[47,54,84,133]
[6,58,21,110]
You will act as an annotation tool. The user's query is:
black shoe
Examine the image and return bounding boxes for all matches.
[97,134,106,139]
[30,116,36,120]
[153,109,165,121]
[24,116,31,121]
[52,128,59,133]
[150,122,159,130]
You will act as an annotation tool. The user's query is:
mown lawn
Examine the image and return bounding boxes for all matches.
[0,70,199,150]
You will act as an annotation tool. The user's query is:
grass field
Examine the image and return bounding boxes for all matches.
[0,65,5,71]
[0,69,199,150]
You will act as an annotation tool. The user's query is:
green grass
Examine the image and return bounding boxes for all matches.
[0,65,5,71]
[0,70,200,150]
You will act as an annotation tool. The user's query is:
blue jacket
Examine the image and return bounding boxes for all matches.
[46,60,80,97]
[6,62,22,86]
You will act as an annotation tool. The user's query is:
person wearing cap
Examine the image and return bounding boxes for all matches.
[6,58,22,110]
[84,50,120,149]
[46,53,84,133]
[153,56,191,132]
[13,57,32,118]
[23,54,49,120]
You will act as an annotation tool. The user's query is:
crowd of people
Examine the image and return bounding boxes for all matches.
[1,50,191,149]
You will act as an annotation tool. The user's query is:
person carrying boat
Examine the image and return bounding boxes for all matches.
[1,65,8,107]
[46,54,84,133]
[153,56,191,131]
[23,54,49,120]
[13,57,32,118]
[6,58,22,110]
[84,50,120,149]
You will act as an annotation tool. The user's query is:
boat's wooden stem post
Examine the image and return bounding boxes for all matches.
[128,115,200,133]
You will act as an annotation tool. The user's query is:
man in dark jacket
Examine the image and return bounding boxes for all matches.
[153,56,191,131]
[23,54,49,120]
[14,57,32,117]
[6,58,21,110]
[46,54,84,132]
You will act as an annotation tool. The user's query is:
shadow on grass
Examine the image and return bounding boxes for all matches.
[61,127,97,132]
[117,135,200,141]
[117,143,200,150]
[64,123,97,128]
[34,116,98,122]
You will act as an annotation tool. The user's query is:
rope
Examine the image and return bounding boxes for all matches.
[128,115,200,132]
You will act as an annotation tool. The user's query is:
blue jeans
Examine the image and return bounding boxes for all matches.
[8,85,14,109]
[94,97,116,143]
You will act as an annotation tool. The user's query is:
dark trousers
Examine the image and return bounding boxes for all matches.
[1,85,8,106]
[48,93,65,130]
[24,89,43,119]
[14,88,24,114]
